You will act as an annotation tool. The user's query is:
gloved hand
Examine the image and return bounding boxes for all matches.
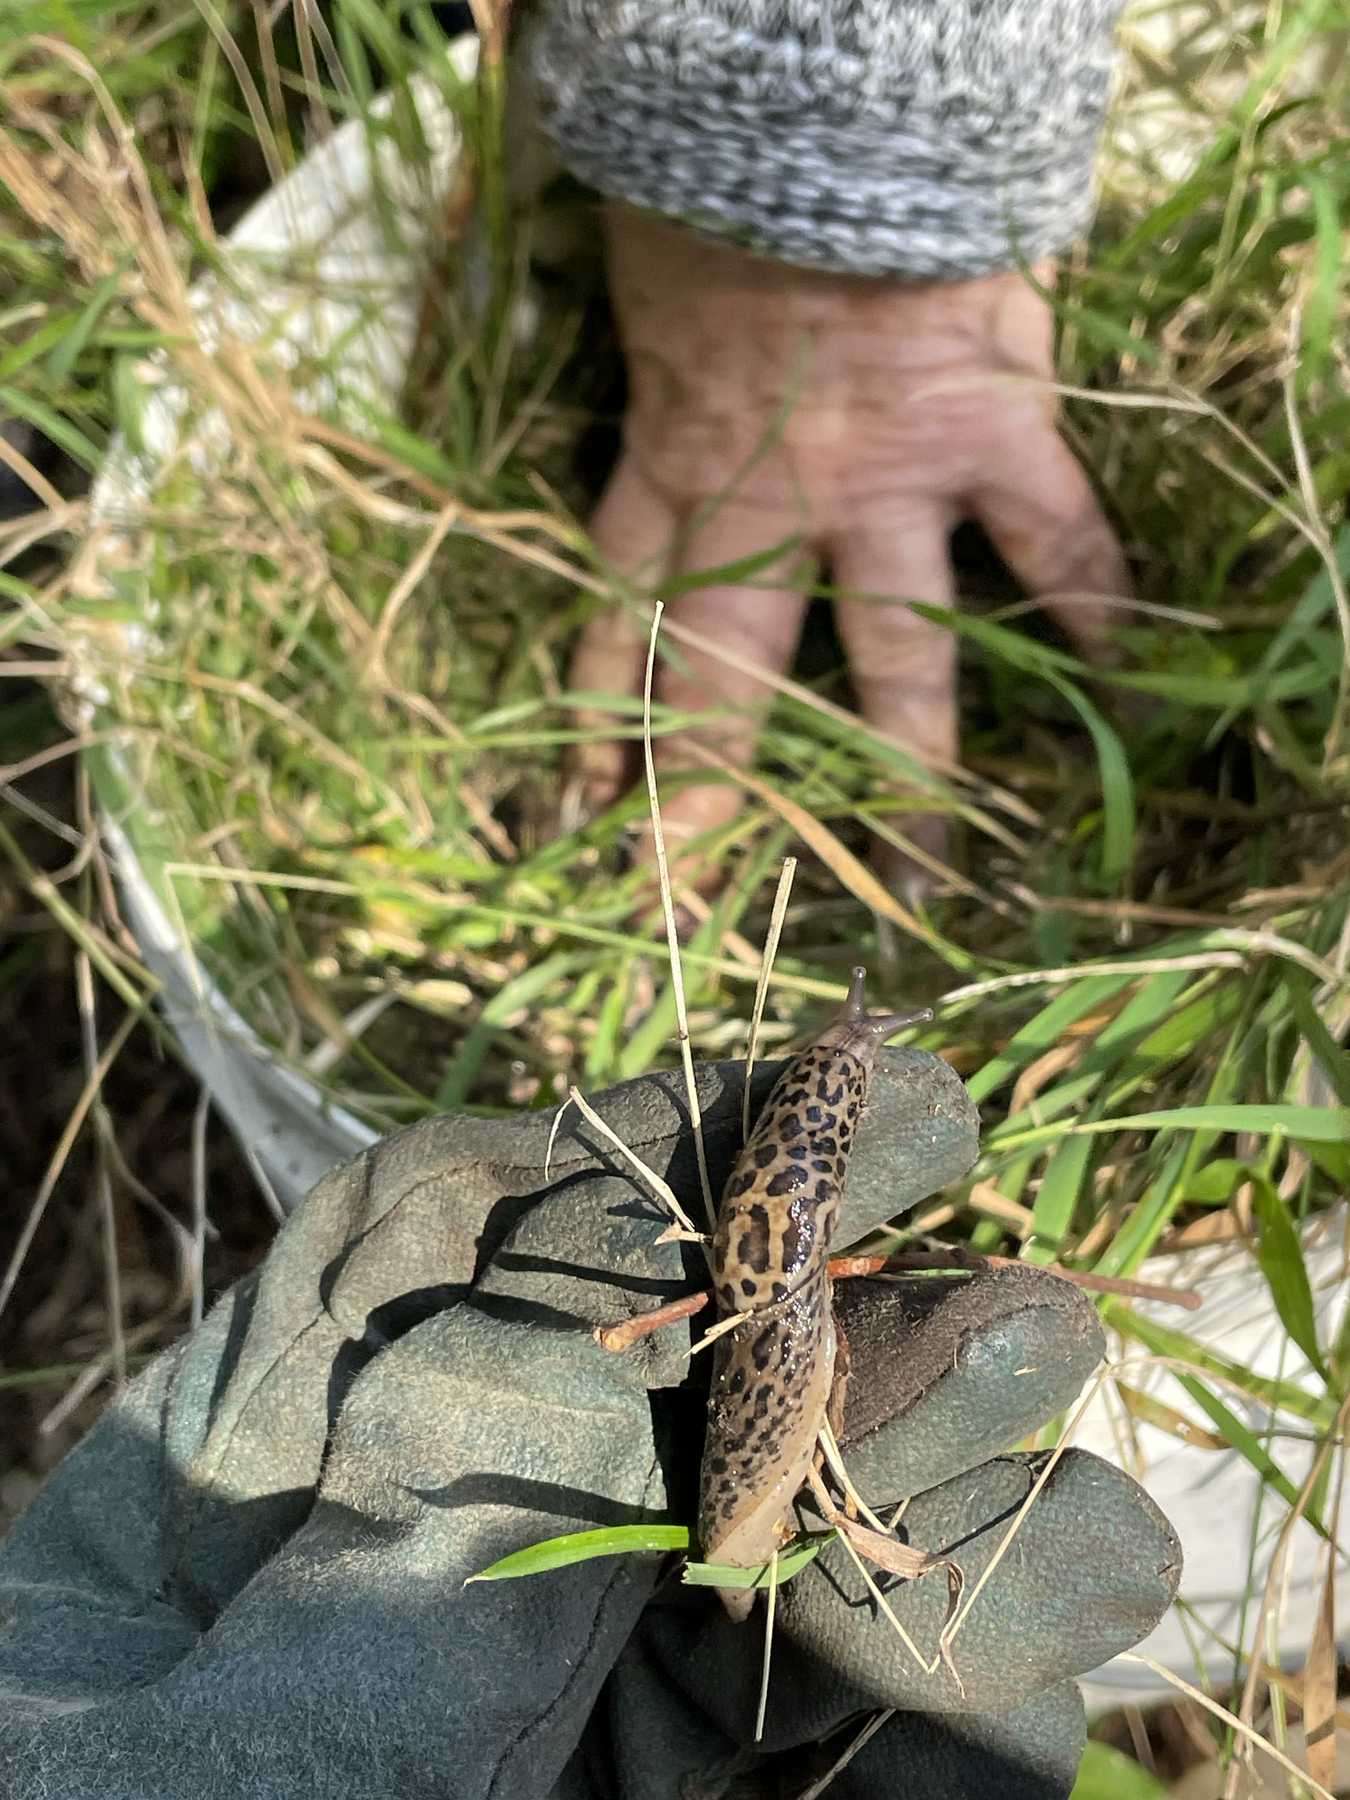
[0,1047,1179,1800]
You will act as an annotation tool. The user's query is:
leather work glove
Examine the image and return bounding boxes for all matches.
[0,1049,1179,1799]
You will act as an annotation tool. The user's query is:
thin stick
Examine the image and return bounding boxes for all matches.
[189,1088,210,1330]
[940,952,1245,1010]
[241,1142,286,1226]
[687,1308,764,1356]
[795,1709,896,1800]
[817,1418,892,1536]
[543,1099,569,1182]
[565,1085,706,1245]
[0,1007,138,1327]
[1120,1653,1337,1800]
[642,601,716,1231]
[743,856,798,1143]
[943,1371,1106,1652]
[806,1464,935,1675]
[77,946,126,1390]
[368,498,461,668]
[754,1547,779,1744]
[594,1289,709,1352]
[593,1252,1203,1352]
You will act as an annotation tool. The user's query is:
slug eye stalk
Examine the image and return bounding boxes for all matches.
[816,965,932,1065]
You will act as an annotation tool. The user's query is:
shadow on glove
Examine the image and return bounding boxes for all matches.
[0,1049,1179,1800]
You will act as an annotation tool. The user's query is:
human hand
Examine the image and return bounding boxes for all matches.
[0,1047,1176,1798]
[568,205,1131,896]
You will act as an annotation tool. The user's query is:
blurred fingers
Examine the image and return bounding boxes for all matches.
[829,501,959,896]
[971,429,1132,665]
[566,456,678,819]
[632,500,810,893]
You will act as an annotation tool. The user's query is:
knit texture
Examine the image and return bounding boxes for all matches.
[519,1,1124,278]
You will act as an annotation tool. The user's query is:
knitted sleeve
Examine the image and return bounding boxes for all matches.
[516,2,1124,279]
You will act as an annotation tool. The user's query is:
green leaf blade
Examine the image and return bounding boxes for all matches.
[465,1524,690,1583]
[1249,1174,1329,1383]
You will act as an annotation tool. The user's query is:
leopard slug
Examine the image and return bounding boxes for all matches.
[697,966,931,1621]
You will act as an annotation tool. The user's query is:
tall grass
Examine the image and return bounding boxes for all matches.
[1,1,1348,1781]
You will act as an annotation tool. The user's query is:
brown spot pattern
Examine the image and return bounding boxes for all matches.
[698,1040,873,1556]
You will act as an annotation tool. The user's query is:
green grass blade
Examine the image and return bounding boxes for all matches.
[1070,1742,1171,1800]
[965,975,1134,1106]
[1027,1132,1094,1263]
[1248,1172,1330,1383]
[998,1104,1350,1156]
[656,535,803,599]
[1112,1311,1339,1434]
[1284,973,1350,1107]
[1091,1104,1349,1141]
[1152,1368,1329,1541]
[1044,672,1135,884]
[465,1524,690,1583]
[682,1534,833,1589]
[0,382,102,468]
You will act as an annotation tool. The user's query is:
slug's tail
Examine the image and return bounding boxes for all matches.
[716,1585,755,1624]
[818,965,931,1061]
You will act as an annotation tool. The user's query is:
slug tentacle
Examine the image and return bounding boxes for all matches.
[816,963,933,1064]
[697,966,929,1621]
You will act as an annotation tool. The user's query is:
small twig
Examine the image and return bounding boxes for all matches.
[794,1709,895,1800]
[593,1250,1203,1353]
[594,1289,709,1352]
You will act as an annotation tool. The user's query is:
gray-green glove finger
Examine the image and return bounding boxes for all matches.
[0,1298,663,1800]
[825,1680,1087,1800]
[644,1446,1180,1755]
[835,1264,1106,1496]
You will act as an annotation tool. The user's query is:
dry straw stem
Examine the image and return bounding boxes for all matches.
[0,1005,138,1328]
[657,611,1036,833]
[642,602,716,1231]
[942,1359,1123,1656]
[754,1546,779,1744]
[558,1083,705,1247]
[1124,1652,1337,1800]
[805,1462,938,1679]
[794,1708,895,1800]
[685,741,938,946]
[1220,1385,1350,1800]
[1301,1411,1347,1794]
[743,855,798,1142]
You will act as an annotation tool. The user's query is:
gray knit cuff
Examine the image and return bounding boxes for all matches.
[519,2,1123,280]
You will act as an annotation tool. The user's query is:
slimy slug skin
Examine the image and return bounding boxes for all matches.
[697,968,930,1621]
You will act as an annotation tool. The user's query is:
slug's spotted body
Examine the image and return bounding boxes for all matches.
[698,969,930,1621]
